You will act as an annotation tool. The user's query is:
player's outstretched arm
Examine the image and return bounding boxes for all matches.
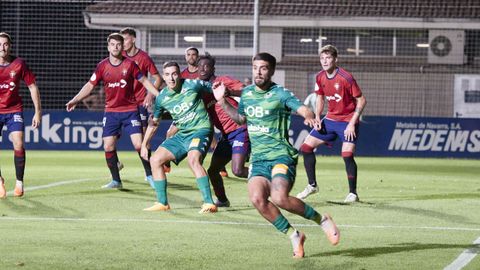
[66,82,95,112]
[213,82,246,125]
[27,83,42,129]
[297,105,318,128]
[138,76,160,97]
[141,116,160,160]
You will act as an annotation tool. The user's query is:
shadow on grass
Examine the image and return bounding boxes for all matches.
[311,242,475,258]
[0,197,82,217]
[326,201,376,206]
[320,199,479,226]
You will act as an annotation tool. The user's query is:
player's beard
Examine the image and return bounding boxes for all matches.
[254,77,269,88]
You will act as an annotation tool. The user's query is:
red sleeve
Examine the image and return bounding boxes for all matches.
[314,73,324,95]
[222,76,244,92]
[350,78,362,98]
[21,62,36,86]
[89,63,103,86]
[146,57,159,75]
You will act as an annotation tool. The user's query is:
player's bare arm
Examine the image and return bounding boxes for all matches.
[141,117,160,160]
[138,75,160,97]
[27,83,42,129]
[315,94,325,130]
[213,82,246,125]
[65,81,95,111]
[143,73,163,107]
[166,123,178,138]
[345,95,367,141]
[297,105,318,128]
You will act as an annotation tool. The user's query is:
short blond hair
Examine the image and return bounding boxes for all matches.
[320,45,338,58]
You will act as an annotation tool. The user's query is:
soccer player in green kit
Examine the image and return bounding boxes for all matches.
[140,61,217,214]
[213,53,340,258]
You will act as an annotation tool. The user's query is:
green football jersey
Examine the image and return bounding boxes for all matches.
[238,83,303,162]
[153,79,212,133]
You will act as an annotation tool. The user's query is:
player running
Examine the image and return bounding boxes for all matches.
[214,52,340,258]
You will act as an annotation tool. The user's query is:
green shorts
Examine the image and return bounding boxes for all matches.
[248,156,297,183]
[160,128,212,165]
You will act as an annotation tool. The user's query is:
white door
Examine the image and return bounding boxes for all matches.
[454,74,480,118]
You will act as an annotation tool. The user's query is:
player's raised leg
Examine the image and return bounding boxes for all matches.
[248,176,307,258]
[270,176,340,246]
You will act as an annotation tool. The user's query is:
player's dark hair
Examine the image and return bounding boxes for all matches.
[320,45,338,58]
[163,61,180,72]
[185,47,199,55]
[120,27,136,38]
[198,52,216,67]
[0,32,12,44]
[107,33,124,44]
[253,52,276,70]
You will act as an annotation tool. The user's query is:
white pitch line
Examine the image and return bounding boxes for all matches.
[2,177,480,233]
[444,237,480,270]
[0,216,480,233]
[5,176,103,196]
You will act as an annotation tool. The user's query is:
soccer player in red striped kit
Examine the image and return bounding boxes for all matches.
[66,33,159,189]
[297,45,367,203]
[0,32,42,198]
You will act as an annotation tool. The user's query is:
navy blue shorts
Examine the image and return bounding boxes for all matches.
[213,126,250,158]
[137,105,149,128]
[309,118,359,144]
[0,112,24,136]
[102,111,142,138]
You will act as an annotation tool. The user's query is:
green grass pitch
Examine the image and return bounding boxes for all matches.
[0,150,479,270]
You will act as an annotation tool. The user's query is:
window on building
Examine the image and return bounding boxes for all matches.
[321,29,356,56]
[283,28,320,55]
[235,31,253,48]
[150,30,175,47]
[206,30,230,48]
[358,29,394,56]
[396,30,428,56]
[178,30,203,48]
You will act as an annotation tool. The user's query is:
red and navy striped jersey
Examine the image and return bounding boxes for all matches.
[315,67,362,122]
[0,57,35,113]
[89,57,143,112]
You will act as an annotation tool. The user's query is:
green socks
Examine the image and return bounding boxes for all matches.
[196,176,214,204]
[272,214,292,234]
[304,203,322,224]
[153,179,168,205]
